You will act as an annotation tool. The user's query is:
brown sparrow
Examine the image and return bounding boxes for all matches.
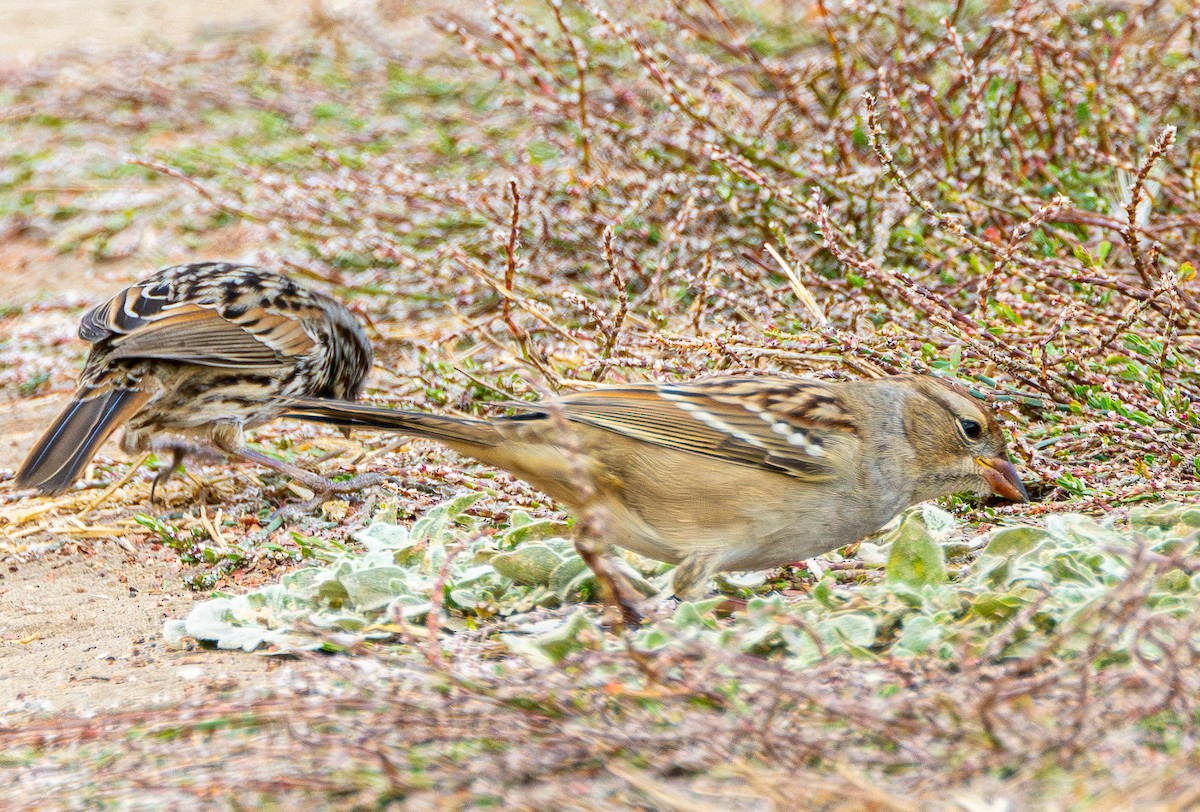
[282,374,1029,601]
[16,262,379,510]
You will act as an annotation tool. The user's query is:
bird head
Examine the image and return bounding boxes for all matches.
[901,376,1029,505]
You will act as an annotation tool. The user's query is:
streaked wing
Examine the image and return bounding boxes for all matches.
[514,377,858,479]
[79,283,171,342]
[81,281,315,368]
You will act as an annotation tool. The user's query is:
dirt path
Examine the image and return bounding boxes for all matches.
[0,540,278,715]
[0,0,361,61]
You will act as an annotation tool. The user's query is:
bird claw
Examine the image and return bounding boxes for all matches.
[267,472,389,523]
[600,575,652,628]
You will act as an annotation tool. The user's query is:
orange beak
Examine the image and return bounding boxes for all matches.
[977,457,1029,503]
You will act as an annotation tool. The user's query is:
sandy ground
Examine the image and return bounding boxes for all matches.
[0,541,277,715]
[0,0,368,61]
[0,1,399,719]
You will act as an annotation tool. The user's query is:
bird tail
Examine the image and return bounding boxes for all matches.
[282,396,503,448]
[15,386,153,496]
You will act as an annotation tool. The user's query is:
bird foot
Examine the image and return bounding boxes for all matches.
[268,472,388,522]
[596,572,652,628]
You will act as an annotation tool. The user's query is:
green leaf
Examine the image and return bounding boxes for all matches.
[489,544,564,586]
[984,527,1051,557]
[674,597,725,630]
[826,613,877,647]
[895,616,943,655]
[534,610,601,663]
[884,510,948,587]
[549,555,590,597]
[340,567,410,611]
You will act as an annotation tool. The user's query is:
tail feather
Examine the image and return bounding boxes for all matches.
[15,386,153,495]
[282,396,502,448]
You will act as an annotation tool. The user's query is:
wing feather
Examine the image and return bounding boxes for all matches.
[79,281,315,368]
[508,377,858,479]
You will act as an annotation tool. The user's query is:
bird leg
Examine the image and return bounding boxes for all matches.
[668,551,720,603]
[142,436,382,517]
[572,508,646,627]
[149,446,186,505]
[147,440,222,505]
[233,448,384,518]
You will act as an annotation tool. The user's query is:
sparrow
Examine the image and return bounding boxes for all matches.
[281,374,1029,606]
[15,262,379,511]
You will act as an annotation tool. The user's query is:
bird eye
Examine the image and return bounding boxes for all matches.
[959,419,983,441]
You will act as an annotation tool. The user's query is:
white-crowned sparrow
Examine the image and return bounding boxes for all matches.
[283,374,1029,603]
[16,262,378,509]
